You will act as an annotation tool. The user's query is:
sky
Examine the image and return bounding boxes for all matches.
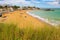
[0,0,60,8]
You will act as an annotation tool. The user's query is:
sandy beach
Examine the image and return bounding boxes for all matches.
[1,10,52,29]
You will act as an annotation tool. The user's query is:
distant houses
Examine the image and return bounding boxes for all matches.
[0,5,40,12]
[0,6,15,12]
[22,6,40,10]
[0,5,14,17]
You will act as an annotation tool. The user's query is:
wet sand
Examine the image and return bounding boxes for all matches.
[1,10,52,29]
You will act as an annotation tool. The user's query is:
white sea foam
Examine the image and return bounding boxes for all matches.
[27,11,60,26]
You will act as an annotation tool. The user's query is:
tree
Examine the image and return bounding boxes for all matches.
[4,5,8,8]
[13,5,20,9]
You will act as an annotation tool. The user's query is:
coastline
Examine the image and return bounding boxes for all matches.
[26,11,59,26]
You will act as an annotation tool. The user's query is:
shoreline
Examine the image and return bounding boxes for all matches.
[1,10,59,28]
[26,11,59,26]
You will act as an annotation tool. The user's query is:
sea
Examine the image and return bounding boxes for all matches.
[28,9,60,26]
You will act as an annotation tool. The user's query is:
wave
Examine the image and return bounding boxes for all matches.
[27,11,60,26]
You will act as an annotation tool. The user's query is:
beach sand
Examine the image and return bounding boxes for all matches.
[1,10,52,29]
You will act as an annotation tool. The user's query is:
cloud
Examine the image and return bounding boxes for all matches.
[0,0,60,8]
[0,0,26,4]
[46,2,60,6]
[43,0,60,6]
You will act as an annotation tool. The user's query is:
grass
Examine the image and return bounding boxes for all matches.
[0,23,60,40]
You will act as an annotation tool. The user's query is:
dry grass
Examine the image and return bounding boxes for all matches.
[0,23,60,40]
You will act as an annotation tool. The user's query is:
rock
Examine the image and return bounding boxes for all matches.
[45,9,54,11]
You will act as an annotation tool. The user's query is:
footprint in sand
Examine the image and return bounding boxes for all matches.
[20,13,23,14]
[1,19,6,22]
[25,16,27,18]
[20,13,23,17]
[1,16,7,22]
[2,16,7,18]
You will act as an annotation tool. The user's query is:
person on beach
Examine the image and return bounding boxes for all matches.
[0,12,2,17]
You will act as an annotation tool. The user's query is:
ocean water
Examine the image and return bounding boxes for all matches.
[29,9,60,26]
